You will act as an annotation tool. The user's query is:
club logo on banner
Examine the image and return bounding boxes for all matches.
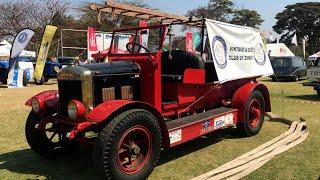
[18,32,28,43]
[206,19,274,82]
[254,43,266,65]
[212,36,228,69]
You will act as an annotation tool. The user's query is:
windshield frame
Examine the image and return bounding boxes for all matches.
[108,24,167,56]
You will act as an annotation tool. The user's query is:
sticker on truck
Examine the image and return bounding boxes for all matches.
[201,113,235,134]
[169,129,182,144]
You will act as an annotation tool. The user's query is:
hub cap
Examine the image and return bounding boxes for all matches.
[249,99,261,128]
[117,125,152,174]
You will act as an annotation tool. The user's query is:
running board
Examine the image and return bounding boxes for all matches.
[166,107,238,147]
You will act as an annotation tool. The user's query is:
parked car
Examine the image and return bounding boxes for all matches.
[35,57,78,85]
[302,57,320,96]
[0,57,34,86]
[270,56,307,81]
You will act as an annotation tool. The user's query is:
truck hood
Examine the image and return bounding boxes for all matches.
[81,61,140,75]
[57,61,140,81]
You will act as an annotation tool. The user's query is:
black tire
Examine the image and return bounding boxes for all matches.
[25,111,75,157]
[35,77,44,85]
[317,90,320,97]
[1,79,7,84]
[93,109,162,180]
[22,71,28,86]
[271,77,277,82]
[43,76,49,82]
[237,91,265,136]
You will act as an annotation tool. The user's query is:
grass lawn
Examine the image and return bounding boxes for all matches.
[0,79,319,179]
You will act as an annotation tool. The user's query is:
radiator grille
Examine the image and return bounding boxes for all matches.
[102,87,115,102]
[58,80,82,116]
[121,86,133,100]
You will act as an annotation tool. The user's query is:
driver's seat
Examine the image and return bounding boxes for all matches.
[161,50,204,81]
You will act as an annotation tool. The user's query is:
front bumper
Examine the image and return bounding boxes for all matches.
[36,114,96,140]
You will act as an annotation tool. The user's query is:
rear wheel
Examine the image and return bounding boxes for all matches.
[35,77,44,85]
[25,111,74,157]
[1,79,7,84]
[237,91,265,136]
[93,109,162,179]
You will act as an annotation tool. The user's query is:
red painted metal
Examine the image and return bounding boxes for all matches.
[249,99,261,128]
[169,110,238,147]
[69,100,86,120]
[232,82,271,123]
[117,125,152,175]
[67,122,94,140]
[183,69,205,84]
[87,100,130,122]
[25,90,58,107]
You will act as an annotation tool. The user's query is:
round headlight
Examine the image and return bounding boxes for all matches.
[68,101,78,121]
[31,97,40,113]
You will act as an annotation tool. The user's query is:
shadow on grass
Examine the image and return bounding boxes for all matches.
[158,127,243,166]
[286,94,319,101]
[0,128,243,179]
[0,149,100,180]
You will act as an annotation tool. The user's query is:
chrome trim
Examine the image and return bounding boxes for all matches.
[57,66,93,111]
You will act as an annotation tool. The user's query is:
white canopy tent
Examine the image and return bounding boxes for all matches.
[0,40,36,59]
[266,43,295,57]
[308,52,320,61]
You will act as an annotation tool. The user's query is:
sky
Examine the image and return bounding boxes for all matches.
[73,0,313,33]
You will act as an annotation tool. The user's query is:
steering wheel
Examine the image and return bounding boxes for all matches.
[126,42,151,54]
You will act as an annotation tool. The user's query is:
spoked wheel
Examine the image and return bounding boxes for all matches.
[117,125,152,175]
[93,109,161,180]
[25,111,74,157]
[237,91,265,136]
[45,122,64,148]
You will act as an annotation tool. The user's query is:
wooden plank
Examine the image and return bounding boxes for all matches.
[89,1,197,23]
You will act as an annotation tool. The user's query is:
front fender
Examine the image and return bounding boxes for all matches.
[87,100,170,149]
[232,82,271,123]
[25,90,59,111]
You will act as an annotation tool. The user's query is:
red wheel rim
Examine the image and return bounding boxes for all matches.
[117,125,152,175]
[249,99,261,128]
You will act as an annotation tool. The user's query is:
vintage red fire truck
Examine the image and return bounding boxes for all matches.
[24,3,272,179]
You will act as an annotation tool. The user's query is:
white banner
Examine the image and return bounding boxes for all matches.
[10,29,34,58]
[7,68,23,88]
[206,19,274,83]
[9,29,34,71]
[18,61,34,80]
[87,32,130,60]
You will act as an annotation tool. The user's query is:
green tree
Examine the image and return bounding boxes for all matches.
[273,2,320,54]
[186,0,263,28]
[230,9,264,28]
[187,0,234,21]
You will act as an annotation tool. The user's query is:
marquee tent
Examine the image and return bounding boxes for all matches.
[266,43,295,57]
[308,52,320,61]
[0,40,36,59]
